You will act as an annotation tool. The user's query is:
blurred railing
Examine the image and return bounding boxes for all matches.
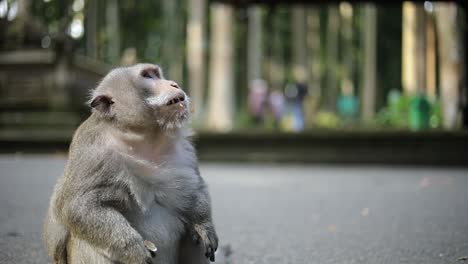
[1,130,467,166]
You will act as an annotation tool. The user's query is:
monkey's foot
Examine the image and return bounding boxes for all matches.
[190,224,219,262]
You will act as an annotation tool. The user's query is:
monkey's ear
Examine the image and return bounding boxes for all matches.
[90,95,114,113]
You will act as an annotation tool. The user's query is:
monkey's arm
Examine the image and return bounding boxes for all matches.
[185,176,219,262]
[62,187,153,264]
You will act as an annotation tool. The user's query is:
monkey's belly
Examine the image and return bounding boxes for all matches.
[132,203,185,263]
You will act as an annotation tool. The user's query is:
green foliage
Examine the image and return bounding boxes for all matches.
[429,100,442,129]
[30,0,71,36]
[234,109,278,132]
[375,93,410,128]
[375,91,442,130]
[314,111,340,128]
[118,1,164,62]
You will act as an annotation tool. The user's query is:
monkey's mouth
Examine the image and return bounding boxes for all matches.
[166,95,186,106]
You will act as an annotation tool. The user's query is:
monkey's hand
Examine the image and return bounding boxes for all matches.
[114,235,154,264]
[190,223,219,262]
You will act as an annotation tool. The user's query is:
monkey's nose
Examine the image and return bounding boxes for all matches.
[166,92,186,106]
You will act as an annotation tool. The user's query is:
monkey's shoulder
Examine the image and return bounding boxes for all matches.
[59,117,130,193]
[69,115,106,150]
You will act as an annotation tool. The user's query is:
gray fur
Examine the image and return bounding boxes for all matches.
[44,64,218,264]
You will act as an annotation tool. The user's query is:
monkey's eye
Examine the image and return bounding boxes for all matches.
[141,69,159,79]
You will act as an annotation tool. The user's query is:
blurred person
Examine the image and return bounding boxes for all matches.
[284,82,308,132]
[247,79,269,125]
[268,89,285,129]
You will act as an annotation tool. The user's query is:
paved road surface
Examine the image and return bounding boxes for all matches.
[1,155,467,264]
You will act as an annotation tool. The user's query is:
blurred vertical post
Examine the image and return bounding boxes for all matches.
[85,0,97,59]
[425,10,437,99]
[14,0,29,46]
[247,6,263,84]
[306,7,321,124]
[187,0,206,123]
[463,2,468,128]
[207,4,234,131]
[162,0,183,82]
[268,8,285,91]
[307,7,321,99]
[324,5,339,111]
[435,3,462,129]
[361,4,377,122]
[340,2,354,97]
[106,0,120,64]
[402,3,426,95]
[292,6,307,83]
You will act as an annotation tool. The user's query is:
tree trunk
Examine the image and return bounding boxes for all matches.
[435,3,461,129]
[324,5,339,111]
[187,0,206,123]
[402,2,426,95]
[247,7,263,83]
[340,2,354,96]
[207,4,234,131]
[85,0,97,59]
[268,8,286,91]
[105,0,120,64]
[426,14,437,99]
[162,0,183,82]
[307,7,321,98]
[292,6,307,83]
[361,4,377,122]
[305,7,322,125]
[15,0,29,46]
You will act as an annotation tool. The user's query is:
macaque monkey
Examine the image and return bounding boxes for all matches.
[44,64,218,264]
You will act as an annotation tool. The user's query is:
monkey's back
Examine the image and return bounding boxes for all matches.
[45,115,124,263]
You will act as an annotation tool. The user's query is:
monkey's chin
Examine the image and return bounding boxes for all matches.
[154,106,190,131]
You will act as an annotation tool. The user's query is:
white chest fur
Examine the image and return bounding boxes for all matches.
[110,134,200,263]
[108,130,199,214]
[126,155,198,213]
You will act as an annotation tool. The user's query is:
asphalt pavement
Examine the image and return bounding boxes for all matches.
[1,155,467,264]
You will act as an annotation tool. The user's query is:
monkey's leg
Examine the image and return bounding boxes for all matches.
[178,233,210,264]
[67,236,115,264]
[44,205,69,264]
[63,189,153,264]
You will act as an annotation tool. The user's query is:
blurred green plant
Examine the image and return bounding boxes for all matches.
[314,111,340,128]
[375,90,409,128]
[375,89,442,130]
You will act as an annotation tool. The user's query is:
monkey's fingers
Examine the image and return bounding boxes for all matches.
[205,246,215,262]
[210,251,215,262]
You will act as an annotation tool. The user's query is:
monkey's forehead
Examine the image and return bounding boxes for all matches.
[133,63,162,69]
[105,63,163,78]
[94,63,165,91]
[126,63,162,72]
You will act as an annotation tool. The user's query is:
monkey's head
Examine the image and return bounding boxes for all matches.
[89,63,190,131]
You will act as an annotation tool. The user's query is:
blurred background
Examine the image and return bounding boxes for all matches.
[1,1,468,264]
[0,0,466,130]
[0,0,467,163]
